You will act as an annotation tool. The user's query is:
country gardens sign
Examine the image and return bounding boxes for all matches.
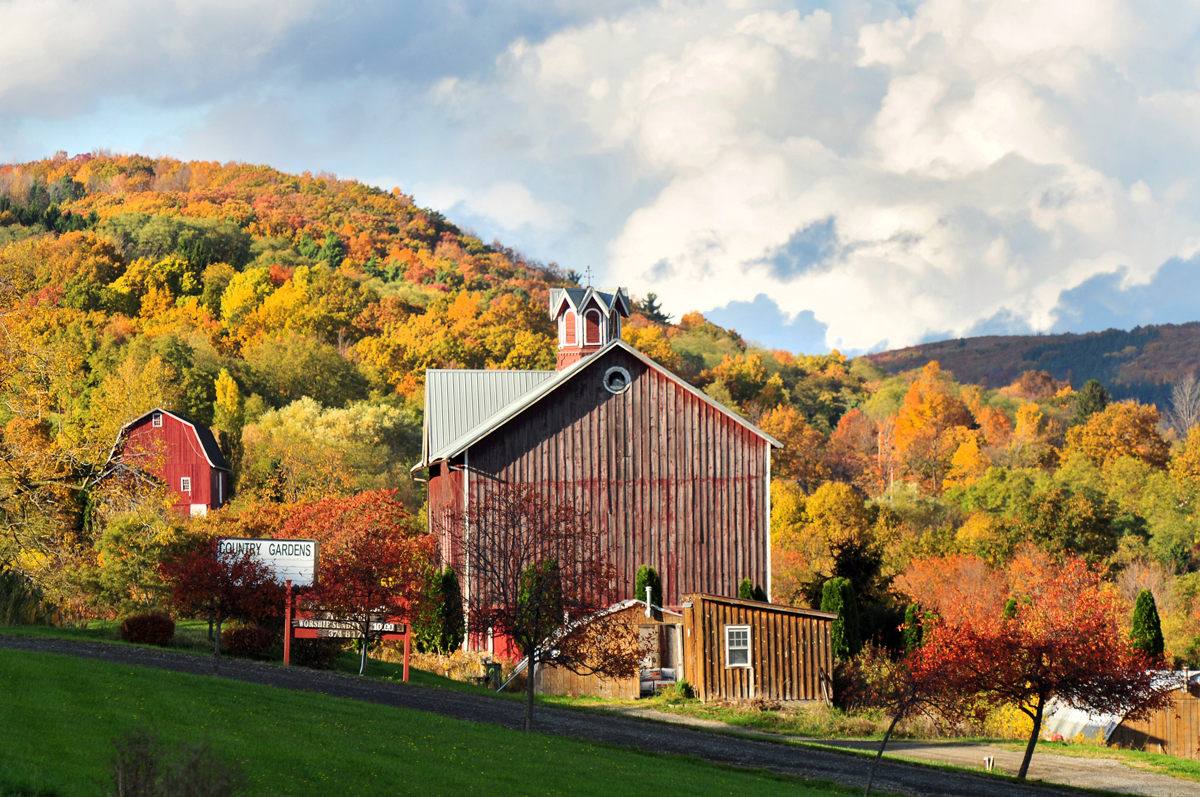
[217,538,319,587]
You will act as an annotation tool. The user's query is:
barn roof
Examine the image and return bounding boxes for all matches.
[415,339,781,470]
[111,408,231,471]
[549,286,631,318]
[422,369,557,465]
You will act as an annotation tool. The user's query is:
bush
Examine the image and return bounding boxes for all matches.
[221,626,274,658]
[119,613,175,646]
[412,568,465,654]
[112,728,243,797]
[0,569,60,626]
[290,638,345,669]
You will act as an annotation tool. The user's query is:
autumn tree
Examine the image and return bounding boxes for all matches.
[918,556,1170,780]
[894,362,972,492]
[759,405,827,492]
[412,567,465,655]
[304,515,435,675]
[1063,400,1169,470]
[161,537,282,666]
[1167,373,1200,433]
[453,483,640,732]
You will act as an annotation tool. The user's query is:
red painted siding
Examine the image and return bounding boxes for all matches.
[429,348,771,606]
[122,413,224,512]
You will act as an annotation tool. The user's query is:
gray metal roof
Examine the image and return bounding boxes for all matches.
[416,340,781,470]
[422,369,556,464]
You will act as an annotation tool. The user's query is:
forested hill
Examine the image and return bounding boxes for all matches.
[865,323,1200,407]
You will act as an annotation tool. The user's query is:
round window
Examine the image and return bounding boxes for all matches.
[603,366,632,394]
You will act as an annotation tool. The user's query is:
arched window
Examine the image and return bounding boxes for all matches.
[563,310,577,345]
[585,309,602,345]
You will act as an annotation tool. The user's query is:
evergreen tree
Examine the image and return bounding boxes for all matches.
[1003,597,1019,619]
[752,584,768,602]
[1073,379,1110,426]
[821,577,861,659]
[635,565,662,606]
[638,293,672,324]
[1130,589,1165,660]
[318,230,345,268]
[738,578,754,600]
[903,602,924,652]
[412,567,466,655]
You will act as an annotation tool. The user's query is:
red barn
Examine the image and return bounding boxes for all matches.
[415,287,781,615]
[111,408,231,516]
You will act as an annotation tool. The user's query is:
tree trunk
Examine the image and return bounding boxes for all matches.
[1017,698,1045,780]
[213,617,223,673]
[359,635,369,676]
[524,659,536,734]
[865,712,903,797]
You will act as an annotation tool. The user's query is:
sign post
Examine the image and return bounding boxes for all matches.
[283,579,293,666]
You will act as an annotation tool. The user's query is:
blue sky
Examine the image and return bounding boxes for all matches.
[3,0,1200,354]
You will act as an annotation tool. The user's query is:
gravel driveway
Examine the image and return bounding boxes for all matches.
[0,635,1152,797]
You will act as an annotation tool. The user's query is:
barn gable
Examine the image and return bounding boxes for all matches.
[110,408,230,514]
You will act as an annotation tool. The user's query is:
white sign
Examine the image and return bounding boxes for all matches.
[217,538,319,587]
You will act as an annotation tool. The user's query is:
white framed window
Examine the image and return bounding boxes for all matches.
[180,477,192,493]
[151,412,163,428]
[725,625,751,668]
[584,308,602,344]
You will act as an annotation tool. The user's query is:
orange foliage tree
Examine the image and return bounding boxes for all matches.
[759,405,827,493]
[894,362,973,491]
[918,556,1169,780]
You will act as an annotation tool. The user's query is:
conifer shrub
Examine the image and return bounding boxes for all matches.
[119,613,175,646]
[412,567,465,654]
[1131,589,1165,660]
[635,565,662,606]
[820,577,861,660]
[738,578,754,600]
[752,584,768,602]
[903,602,924,652]
[220,626,274,658]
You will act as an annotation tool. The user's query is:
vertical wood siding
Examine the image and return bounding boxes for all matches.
[428,461,465,569]
[1110,689,1200,758]
[682,594,833,703]
[123,414,217,510]
[440,348,771,606]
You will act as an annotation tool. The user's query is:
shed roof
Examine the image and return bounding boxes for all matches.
[422,369,557,464]
[111,408,230,471]
[415,339,781,470]
[683,593,838,620]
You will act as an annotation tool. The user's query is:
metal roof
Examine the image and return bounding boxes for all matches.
[416,339,781,470]
[422,369,556,464]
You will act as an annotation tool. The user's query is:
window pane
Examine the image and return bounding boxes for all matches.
[728,647,749,666]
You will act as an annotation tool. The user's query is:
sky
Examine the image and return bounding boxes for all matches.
[3,0,1200,355]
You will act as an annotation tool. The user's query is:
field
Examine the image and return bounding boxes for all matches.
[0,647,870,797]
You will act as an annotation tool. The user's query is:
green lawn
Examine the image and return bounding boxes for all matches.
[0,647,878,797]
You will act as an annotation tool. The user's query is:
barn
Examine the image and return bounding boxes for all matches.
[414,286,783,613]
[110,408,231,515]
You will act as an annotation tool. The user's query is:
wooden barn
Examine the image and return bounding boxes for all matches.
[110,408,231,516]
[1107,674,1200,758]
[534,594,835,703]
[416,286,782,614]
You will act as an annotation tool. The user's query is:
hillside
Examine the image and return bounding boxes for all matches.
[864,323,1200,407]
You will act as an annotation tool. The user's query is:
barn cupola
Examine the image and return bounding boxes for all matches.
[549,286,631,370]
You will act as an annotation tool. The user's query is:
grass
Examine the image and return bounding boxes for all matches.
[0,647,884,797]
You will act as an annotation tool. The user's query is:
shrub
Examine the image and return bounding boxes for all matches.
[119,613,175,646]
[412,568,465,654]
[635,565,662,606]
[291,638,345,669]
[820,577,861,659]
[112,728,243,797]
[221,626,274,658]
[0,569,60,626]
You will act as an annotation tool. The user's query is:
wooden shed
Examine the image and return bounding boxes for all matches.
[536,595,835,704]
[682,593,835,703]
[535,600,684,700]
[1108,675,1200,758]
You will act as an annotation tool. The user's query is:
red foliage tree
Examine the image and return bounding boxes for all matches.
[919,556,1170,780]
[451,483,640,732]
[280,489,437,675]
[161,537,282,667]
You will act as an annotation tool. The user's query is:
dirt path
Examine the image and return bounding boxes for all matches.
[0,635,1139,797]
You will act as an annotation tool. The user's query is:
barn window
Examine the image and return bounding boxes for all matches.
[584,309,602,345]
[180,477,191,493]
[725,625,750,668]
[603,366,631,395]
[563,310,577,345]
[152,412,163,428]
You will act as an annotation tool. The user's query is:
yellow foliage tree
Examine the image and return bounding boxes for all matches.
[944,432,990,491]
[1063,401,1170,470]
[759,405,827,492]
[894,362,973,492]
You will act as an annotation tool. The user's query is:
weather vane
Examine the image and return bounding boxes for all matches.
[584,265,593,287]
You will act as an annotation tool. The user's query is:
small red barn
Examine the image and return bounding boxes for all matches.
[415,286,782,618]
[111,408,231,515]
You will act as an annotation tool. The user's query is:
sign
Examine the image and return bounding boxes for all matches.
[293,613,405,639]
[217,538,319,587]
